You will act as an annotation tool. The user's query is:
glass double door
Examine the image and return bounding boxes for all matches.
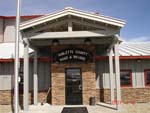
[65,68,82,105]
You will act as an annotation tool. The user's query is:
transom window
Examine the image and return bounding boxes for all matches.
[120,70,132,87]
[144,69,150,86]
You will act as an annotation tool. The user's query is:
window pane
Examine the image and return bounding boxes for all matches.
[146,71,150,85]
[120,71,131,86]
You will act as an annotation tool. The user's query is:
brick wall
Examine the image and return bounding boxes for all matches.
[95,88,150,103]
[1,87,150,105]
[0,90,12,105]
[0,90,48,105]
[121,88,150,103]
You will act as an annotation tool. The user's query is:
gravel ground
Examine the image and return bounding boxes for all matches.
[1,103,150,113]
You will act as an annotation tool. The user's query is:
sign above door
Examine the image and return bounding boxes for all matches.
[53,48,93,63]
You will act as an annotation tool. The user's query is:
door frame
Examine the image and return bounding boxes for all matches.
[65,67,83,105]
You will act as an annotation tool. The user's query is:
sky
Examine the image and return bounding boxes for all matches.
[0,0,150,42]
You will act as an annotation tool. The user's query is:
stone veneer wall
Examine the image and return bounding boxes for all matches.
[0,90,48,105]
[1,87,150,105]
[0,90,12,105]
[51,45,96,105]
[95,88,150,103]
[51,63,96,105]
[121,88,150,103]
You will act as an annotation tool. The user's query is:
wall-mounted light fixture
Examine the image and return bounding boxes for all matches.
[84,38,92,45]
[136,59,141,63]
[52,39,59,46]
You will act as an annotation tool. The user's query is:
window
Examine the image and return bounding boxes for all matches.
[144,69,150,86]
[120,70,132,87]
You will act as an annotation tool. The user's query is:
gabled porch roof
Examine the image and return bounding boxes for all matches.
[19,7,125,47]
[20,7,125,31]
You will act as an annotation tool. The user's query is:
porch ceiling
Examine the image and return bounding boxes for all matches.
[29,36,114,47]
[27,30,119,40]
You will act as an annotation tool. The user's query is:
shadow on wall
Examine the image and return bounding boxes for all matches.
[18,61,52,109]
[95,61,111,103]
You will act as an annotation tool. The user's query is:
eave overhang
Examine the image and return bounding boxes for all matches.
[20,7,126,31]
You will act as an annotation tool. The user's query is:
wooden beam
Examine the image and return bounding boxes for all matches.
[107,35,118,52]
[25,19,69,35]
[28,30,118,39]
[33,51,38,105]
[23,38,29,111]
[109,48,114,104]
[29,37,113,46]
[71,19,106,30]
[114,42,121,110]
[68,21,72,32]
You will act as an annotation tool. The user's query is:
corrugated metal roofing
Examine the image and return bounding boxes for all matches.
[0,42,150,59]
[0,43,33,59]
[119,42,150,56]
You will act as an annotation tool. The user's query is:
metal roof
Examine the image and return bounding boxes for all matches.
[0,43,33,59]
[0,42,150,59]
[0,15,42,19]
[119,42,150,56]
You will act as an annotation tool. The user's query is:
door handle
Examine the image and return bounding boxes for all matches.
[79,84,82,90]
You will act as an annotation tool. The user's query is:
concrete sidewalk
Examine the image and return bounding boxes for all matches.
[20,103,150,113]
[1,103,150,113]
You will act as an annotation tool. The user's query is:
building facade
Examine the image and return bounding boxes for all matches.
[0,7,150,110]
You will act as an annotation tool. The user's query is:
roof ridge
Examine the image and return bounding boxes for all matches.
[20,7,126,30]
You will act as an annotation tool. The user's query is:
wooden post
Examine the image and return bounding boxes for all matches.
[68,21,72,32]
[23,38,29,111]
[109,48,114,104]
[33,51,38,105]
[114,42,121,110]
